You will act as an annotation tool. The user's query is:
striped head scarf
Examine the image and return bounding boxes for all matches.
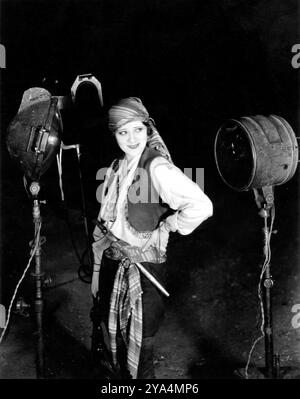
[108,97,149,133]
[108,97,172,162]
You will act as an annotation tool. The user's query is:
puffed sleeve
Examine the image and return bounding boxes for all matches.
[150,156,213,235]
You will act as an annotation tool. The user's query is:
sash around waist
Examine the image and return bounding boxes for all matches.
[104,240,166,264]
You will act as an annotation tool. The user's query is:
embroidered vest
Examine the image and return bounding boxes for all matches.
[127,147,172,232]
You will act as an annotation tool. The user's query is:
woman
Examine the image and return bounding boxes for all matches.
[91,97,213,379]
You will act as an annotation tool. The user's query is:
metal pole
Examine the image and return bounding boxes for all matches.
[30,183,45,379]
[262,211,274,378]
[75,145,93,271]
[264,265,274,377]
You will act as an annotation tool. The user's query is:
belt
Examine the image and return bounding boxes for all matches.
[104,240,166,264]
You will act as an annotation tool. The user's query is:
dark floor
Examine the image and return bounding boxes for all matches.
[0,159,300,380]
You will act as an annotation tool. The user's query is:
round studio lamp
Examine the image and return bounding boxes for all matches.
[7,87,62,181]
[214,115,299,191]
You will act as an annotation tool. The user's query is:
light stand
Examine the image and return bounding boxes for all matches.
[253,185,278,378]
[75,144,94,277]
[6,87,63,379]
[28,181,45,379]
[214,114,299,379]
[60,142,93,280]
[262,208,275,379]
[65,73,104,281]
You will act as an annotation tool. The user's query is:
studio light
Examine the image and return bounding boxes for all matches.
[6,87,62,181]
[5,87,63,378]
[214,114,299,379]
[214,115,298,192]
[71,73,103,107]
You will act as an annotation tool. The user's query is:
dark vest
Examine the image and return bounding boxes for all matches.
[127,147,173,232]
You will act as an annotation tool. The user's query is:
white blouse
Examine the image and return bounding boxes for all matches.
[95,154,213,255]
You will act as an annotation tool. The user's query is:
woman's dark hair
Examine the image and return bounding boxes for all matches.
[143,121,153,137]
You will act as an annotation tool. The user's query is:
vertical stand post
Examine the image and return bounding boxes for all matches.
[261,208,274,378]
[59,142,93,281]
[255,186,276,378]
[29,182,45,379]
[75,144,93,273]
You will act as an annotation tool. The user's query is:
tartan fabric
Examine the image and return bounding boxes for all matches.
[108,257,143,379]
[105,240,164,379]
[107,240,166,264]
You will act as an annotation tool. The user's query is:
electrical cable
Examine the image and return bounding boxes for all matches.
[56,148,64,201]
[0,221,42,345]
[244,204,275,378]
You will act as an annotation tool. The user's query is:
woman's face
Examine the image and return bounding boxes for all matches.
[115,120,148,160]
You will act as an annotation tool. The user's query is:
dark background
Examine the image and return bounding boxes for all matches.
[1,0,299,154]
[0,1,299,376]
